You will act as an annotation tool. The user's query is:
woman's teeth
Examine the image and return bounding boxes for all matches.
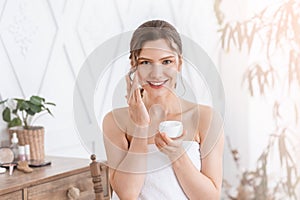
[149,81,165,86]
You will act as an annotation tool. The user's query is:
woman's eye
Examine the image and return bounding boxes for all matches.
[140,61,150,65]
[162,60,173,65]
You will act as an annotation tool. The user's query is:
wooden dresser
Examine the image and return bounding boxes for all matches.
[0,156,94,200]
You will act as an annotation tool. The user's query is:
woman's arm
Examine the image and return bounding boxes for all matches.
[173,106,224,199]
[103,111,148,200]
[172,132,224,199]
[103,72,151,200]
[155,106,224,199]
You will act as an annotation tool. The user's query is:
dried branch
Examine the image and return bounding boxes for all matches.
[218,0,300,199]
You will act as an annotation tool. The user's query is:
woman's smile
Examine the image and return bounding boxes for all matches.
[147,79,169,89]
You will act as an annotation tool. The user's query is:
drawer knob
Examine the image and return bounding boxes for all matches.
[67,186,81,199]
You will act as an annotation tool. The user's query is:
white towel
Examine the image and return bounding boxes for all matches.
[112,141,201,200]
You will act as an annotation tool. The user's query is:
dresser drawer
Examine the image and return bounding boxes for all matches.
[27,171,94,200]
[0,190,23,200]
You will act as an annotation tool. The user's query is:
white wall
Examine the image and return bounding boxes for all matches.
[0,0,226,159]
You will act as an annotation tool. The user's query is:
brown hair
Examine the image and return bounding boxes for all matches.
[129,20,182,67]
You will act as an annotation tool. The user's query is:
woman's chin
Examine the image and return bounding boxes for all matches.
[144,85,175,96]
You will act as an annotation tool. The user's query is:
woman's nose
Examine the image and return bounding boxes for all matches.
[149,64,163,78]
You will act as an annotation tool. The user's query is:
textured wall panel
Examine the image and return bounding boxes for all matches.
[0,0,57,96]
[0,0,222,159]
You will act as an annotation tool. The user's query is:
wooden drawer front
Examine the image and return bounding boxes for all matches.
[28,171,94,200]
[0,190,23,200]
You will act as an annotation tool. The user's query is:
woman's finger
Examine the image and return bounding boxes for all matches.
[136,87,142,102]
[132,71,139,88]
[157,141,166,150]
[130,73,140,102]
[135,88,142,103]
[134,75,144,103]
[126,74,131,91]
[160,132,173,145]
[126,75,133,103]
[155,135,167,149]
[160,131,186,147]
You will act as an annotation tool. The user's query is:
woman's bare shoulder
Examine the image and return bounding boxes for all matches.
[196,104,224,145]
[198,104,213,132]
[102,107,130,150]
[104,107,129,118]
[198,104,213,114]
[103,107,129,133]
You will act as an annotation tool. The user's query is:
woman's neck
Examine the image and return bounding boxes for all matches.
[143,91,182,115]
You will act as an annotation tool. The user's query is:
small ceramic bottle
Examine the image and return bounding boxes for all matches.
[18,146,26,161]
[25,144,31,161]
[10,133,19,162]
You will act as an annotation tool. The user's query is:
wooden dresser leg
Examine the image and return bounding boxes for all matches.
[90,154,105,200]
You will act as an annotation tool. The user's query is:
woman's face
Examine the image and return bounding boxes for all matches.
[136,39,182,97]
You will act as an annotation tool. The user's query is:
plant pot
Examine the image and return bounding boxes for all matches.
[8,126,45,161]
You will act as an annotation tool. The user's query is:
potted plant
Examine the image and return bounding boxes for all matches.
[0,95,55,161]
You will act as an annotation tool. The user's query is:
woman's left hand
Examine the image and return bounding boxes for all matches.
[155,131,187,162]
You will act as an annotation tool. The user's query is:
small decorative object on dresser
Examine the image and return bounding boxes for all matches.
[0,95,55,161]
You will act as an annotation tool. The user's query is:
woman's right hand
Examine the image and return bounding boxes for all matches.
[126,72,150,128]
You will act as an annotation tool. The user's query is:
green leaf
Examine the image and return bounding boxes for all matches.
[45,102,56,106]
[12,108,18,114]
[19,101,30,111]
[26,109,35,116]
[28,102,42,113]
[46,108,54,116]
[15,99,27,111]
[14,99,23,110]
[8,117,22,128]
[14,98,24,104]
[0,99,8,105]
[30,96,44,106]
[2,107,11,122]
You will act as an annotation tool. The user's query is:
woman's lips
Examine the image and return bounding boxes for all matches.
[147,80,168,89]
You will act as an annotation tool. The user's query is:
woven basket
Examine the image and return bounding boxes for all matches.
[9,126,45,161]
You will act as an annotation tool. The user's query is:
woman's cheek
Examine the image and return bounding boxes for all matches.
[137,72,147,86]
[167,69,178,81]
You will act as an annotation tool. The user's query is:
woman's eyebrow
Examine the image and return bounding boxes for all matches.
[159,55,176,60]
[138,55,176,61]
[137,57,153,61]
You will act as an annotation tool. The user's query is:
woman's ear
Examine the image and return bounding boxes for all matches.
[178,55,183,71]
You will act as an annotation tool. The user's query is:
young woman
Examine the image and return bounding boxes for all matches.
[103,20,224,200]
